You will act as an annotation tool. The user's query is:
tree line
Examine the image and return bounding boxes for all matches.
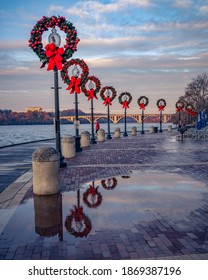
[0,109,87,125]
[179,72,208,112]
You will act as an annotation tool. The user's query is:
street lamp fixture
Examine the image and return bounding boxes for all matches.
[88,80,97,144]
[48,28,67,168]
[72,65,82,152]
[106,89,112,139]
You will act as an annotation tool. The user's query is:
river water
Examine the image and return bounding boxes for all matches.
[0,122,175,147]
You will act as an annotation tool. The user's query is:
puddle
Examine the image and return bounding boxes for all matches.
[0,172,207,246]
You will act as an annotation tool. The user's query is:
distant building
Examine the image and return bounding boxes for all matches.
[26,107,42,112]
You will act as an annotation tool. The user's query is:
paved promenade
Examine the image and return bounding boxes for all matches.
[0,130,208,260]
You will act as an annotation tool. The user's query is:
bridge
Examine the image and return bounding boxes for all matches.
[60,113,174,124]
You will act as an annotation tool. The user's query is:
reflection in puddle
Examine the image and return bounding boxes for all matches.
[1,172,207,246]
[34,194,63,240]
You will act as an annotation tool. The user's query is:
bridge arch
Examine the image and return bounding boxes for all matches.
[117,116,138,124]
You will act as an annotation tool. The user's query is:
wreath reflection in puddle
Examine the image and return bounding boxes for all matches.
[83,184,103,208]
[65,190,92,238]
[101,177,118,190]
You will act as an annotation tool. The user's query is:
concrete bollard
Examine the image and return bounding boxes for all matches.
[81,131,90,147]
[131,127,137,136]
[168,125,172,132]
[150,126,154,133]
[32,147,60,195]
[97,129,105,142]
[114,127,121,138]
[61,135,75,158]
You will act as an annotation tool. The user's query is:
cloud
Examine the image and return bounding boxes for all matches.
[173,0,193,8]
[198,5,208,13]
[49,0,152,20]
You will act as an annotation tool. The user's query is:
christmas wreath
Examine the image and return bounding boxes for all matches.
[100,86,117,106]
[157,98,166,111]
[175,100,185,112]
[118,92,132,109]
[28,15,79,69]
[101,178,118,190]
[83,185,102,208]
[137,96,149,109]
[65,206,92,238]
[185,104,196,115]
[60,58,89,94]
[81,76,101,100]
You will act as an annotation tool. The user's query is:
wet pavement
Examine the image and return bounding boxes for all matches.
[0,130,208,260]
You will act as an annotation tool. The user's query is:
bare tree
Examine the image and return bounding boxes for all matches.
[184,73,208,112]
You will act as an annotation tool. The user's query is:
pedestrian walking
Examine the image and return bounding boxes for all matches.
[95,121,100,134]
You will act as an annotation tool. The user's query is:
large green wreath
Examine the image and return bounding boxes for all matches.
[28,15,79,64]
[81,76,101,100]
[156,98,166,110]
[118,92,132,108]
[100,86,117,102]
[137,96,149,109]
[175,100,185,111]
[60,58,89,92]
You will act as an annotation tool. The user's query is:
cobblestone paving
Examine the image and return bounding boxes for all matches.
[0,131,208,260]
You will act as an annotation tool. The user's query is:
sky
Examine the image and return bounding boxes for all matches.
[1,0,208,114]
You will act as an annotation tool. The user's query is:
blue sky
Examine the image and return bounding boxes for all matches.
[1,0,208,113]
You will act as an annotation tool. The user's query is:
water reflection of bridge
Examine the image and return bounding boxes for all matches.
[60,113,174,124]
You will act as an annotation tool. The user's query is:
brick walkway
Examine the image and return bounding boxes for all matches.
[0,130,208,260]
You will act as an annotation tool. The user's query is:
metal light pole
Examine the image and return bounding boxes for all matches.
[123,94,128,137]
[159,109,163,133]
[141,98,145,134]
[88,81,97,144]
[48,28,67,168]
[106,89,112,139]
[72,65,82,152]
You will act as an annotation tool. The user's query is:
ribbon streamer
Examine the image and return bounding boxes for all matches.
[71,206,84,222]
[87,89,98,100]
[139,103,145,110]
[66,76,81,94]
[45,43,64,71]
[158,106,164,111]
[88,186,98,195]
[177,107,183,112]
[122,101,129,109]
[103,97,112,106]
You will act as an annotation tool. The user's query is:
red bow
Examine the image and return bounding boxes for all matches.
[88,186,98,195]
[87,89,98,100]
[71,206,83,222]
[122,101,129,109]
[66,76,81,94]
[45,43,64,71]
[103,97,112,106]
[139,103,145,110]
[177,107,183,112]
[158,106,164,111]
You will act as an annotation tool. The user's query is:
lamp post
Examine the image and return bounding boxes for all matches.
[138,96,149,134]
[88,80,97,144]
[106,89,112,140]
[48,28,67,168]
[72,65,82,152]
[141,98,145,134]
[175,100,184,131]
[123,94,128,137]
[157,98,166,133]
[159,108,163,133]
